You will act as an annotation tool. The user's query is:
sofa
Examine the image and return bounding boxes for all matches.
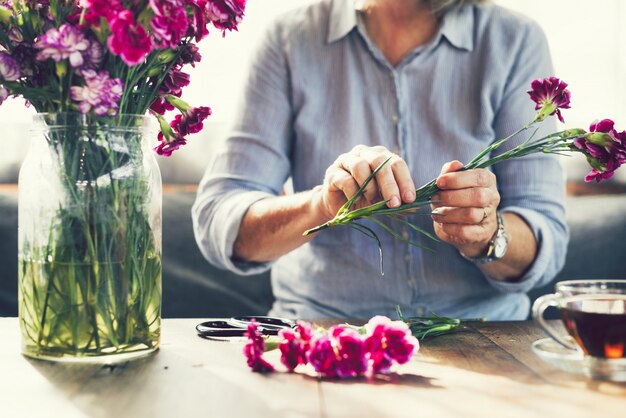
[1,122,625,319]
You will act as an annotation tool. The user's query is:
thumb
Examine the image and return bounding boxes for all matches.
[439,160,464,176]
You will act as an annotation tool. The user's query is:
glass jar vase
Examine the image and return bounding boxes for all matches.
[18,113,162,362]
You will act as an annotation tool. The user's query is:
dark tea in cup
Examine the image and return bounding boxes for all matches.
[532,280,626,357]
[561,295,626,359]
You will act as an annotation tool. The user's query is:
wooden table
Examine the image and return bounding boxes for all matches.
[1,318,624,418]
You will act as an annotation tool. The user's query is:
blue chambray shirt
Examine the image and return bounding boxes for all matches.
[192,0,569,320]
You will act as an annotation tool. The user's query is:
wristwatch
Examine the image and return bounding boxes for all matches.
[461,211,509,265]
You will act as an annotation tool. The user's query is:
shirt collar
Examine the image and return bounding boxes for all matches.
[326,0,475,52]
[326,0,359,44]
[438,4,475,52]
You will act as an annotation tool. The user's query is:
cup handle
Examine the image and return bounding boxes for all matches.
[531,293,580,351]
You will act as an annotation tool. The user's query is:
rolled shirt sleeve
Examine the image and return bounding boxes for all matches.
[192,21,293,275]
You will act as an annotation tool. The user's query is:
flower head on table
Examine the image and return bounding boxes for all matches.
[244,315,420,379]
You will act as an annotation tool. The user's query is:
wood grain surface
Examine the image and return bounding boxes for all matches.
[1,318,624,418]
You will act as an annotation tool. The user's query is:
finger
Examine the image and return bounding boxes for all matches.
[359,148,401,207]
[338,154,378,204]
[436,168,494,190]
[431,206,487,225]
[326,167,361,203]
[439,160,464,176]
[437,223,492,246]
[434,187,495,208]
[390,157,416,203]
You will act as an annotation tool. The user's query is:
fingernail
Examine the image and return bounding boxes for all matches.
[389,196,400,207]
[437,178,446,188]
[403,190,415,202]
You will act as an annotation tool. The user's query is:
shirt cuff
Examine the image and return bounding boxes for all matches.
[483,207,554,293]
[210,191,275,275]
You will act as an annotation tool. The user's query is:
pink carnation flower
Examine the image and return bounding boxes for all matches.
[171,106,212,136]
[187,0,209,41]
[70,70,124,116]
[34,24,90,68]
[364,316,419,375]
[79,0,123,26]
[243,321,275,373]
[308,326,367,379]
[278,321,313,371]
[107,11,153,66]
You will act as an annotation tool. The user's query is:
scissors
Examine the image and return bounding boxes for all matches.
[196,316,296,338]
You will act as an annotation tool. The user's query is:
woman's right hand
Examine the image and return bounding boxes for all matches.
[313,145,417,221]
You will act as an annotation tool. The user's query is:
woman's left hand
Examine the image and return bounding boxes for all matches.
[431,160,501,258]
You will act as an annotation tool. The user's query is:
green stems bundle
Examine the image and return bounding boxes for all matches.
[18,114,162,359]
[303,121,583,273]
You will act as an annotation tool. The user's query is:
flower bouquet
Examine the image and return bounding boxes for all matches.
[304,77,626,273]
[1,0,246,361]
[244,316,421,379]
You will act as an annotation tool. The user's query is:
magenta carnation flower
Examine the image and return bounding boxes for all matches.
[527,76,571,123]
[79,0,123,26]
[150,0,189,49]
[206,0,246,34]
[150,97,175,115]
[309,326,367,379]
[243,321,275,373]
[187,0,210,41]
[171,106,212,136]
[35,24,90,68]
[107,11,153,66]
[70,70,124,116]
[177,43,202,67]
[158,69,190,97]
[572,119,626,183]
[364,316,419,375]
[154,136,186,156]
[278,321,313,371]
[0,52,20,81]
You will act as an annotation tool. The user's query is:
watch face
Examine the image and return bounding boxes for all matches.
[494,235,508,259]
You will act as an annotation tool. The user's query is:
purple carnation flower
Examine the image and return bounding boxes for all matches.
[527,76,571,123]
[0,52,21,81]
[572,119,626,183]
[35,24,91,68]
[70,70,124,116]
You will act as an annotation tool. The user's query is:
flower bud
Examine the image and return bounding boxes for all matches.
[533,102,556,122]
[156,50,177,65]
[55,61,67,78]
[0,6,11,25]
[561,128,586,138]
[164,94,190,113]
[585,132,612,147]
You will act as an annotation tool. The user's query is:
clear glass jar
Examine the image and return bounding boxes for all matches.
[18,113,162,362]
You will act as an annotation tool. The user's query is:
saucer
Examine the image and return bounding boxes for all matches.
[531,337,626,382]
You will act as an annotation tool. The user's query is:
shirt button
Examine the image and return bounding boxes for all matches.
[391,115,399,124]
[402,229,409,240]
[404,254,411,263]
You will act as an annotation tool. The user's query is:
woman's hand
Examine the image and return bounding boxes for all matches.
[314,145,417,221]
[432,160,501,258]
